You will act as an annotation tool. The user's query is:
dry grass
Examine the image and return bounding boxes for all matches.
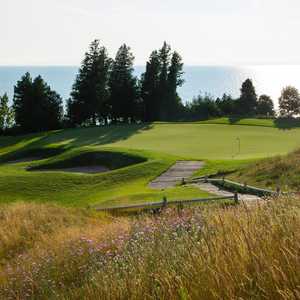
[0,198,299,299]
[230,148,300,191]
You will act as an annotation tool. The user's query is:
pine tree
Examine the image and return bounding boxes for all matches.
[166,51,184,120]
[108,44,138,123]
[158,42,172,120]
[13,73,63,133]
[140,42,184,121]
[13,72,34,132]
[68,40,112,126]
[140,50,161,121]
[237,79,257,115]
[32,76,63,131]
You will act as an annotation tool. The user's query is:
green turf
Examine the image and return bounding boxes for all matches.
[1,119,300,206]
[106,123,300,159]
[4,122,300,160]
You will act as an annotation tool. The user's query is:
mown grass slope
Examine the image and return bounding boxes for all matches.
[1,120,300,206]
[3,121,300,160]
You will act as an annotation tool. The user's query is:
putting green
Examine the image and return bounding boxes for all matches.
[107,123,300,159]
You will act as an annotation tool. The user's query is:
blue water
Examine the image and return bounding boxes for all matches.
[1,65,300,107]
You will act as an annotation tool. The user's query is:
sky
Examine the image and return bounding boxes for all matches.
[1,0,300,66]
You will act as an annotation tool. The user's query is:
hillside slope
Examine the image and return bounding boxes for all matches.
[1,120,300,205]
[229,148,300,191]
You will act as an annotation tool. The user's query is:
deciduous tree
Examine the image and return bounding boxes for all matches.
[257,95,274,116]
[279,86,300,117]
[0,93,14,131]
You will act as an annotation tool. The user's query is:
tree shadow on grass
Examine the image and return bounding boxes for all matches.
[228,116,243,124]
[0,123,153,163]
[274,118,300,130]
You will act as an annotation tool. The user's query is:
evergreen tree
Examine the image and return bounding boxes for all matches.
[13,73,63,133]
[109,44,138,123]
[68,40,112,126]
[237,79,257,115]
[215,94,236,115]
[140,51,161,121]
[141,42,184,121]
[166,51,184,119]
[186,94,220,120]
[32,76,63,131]
[158,42,172,120]
[13,72,34,132]
[257,95,274,116]
[279,86,300,117]
[0,93,14,131]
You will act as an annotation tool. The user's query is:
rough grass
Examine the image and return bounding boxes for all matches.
[229,148,300,191]
[0,197,299,299]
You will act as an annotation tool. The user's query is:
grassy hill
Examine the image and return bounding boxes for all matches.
[229,148,300,191]
[1,119,300,206]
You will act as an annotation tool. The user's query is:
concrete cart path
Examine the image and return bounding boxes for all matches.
[149,161,204,189]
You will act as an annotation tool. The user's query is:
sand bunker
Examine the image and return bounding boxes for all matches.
[35,165,110,174]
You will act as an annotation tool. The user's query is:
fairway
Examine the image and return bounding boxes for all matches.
[1,120,300,206]
[4,122,299,160]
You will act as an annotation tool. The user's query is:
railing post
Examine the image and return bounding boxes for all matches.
[205,176,208,183]
[276,186,281,196]
[177,201,184,215]
[162,196,168,209]
[234,192,239,204]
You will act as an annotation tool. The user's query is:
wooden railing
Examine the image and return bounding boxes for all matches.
[190,177,278,196]
[95,195,237,212]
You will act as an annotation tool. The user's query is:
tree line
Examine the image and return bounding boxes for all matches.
[1,39,300,134]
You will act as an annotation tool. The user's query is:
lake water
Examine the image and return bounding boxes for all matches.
[1,65,300,108]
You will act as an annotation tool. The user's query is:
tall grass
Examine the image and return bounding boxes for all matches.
[0,198,299,299]
[230,148,300,191]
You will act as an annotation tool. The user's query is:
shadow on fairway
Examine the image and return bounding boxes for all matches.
[274,118,300,130]
[228,116,243,124]
[0,123,153,163]
[228,116,300,130]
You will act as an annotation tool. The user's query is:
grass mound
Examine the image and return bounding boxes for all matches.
[28,149,147,172]
[229,148,300,191]
[0,147,64,164]
[0,197,299,299]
